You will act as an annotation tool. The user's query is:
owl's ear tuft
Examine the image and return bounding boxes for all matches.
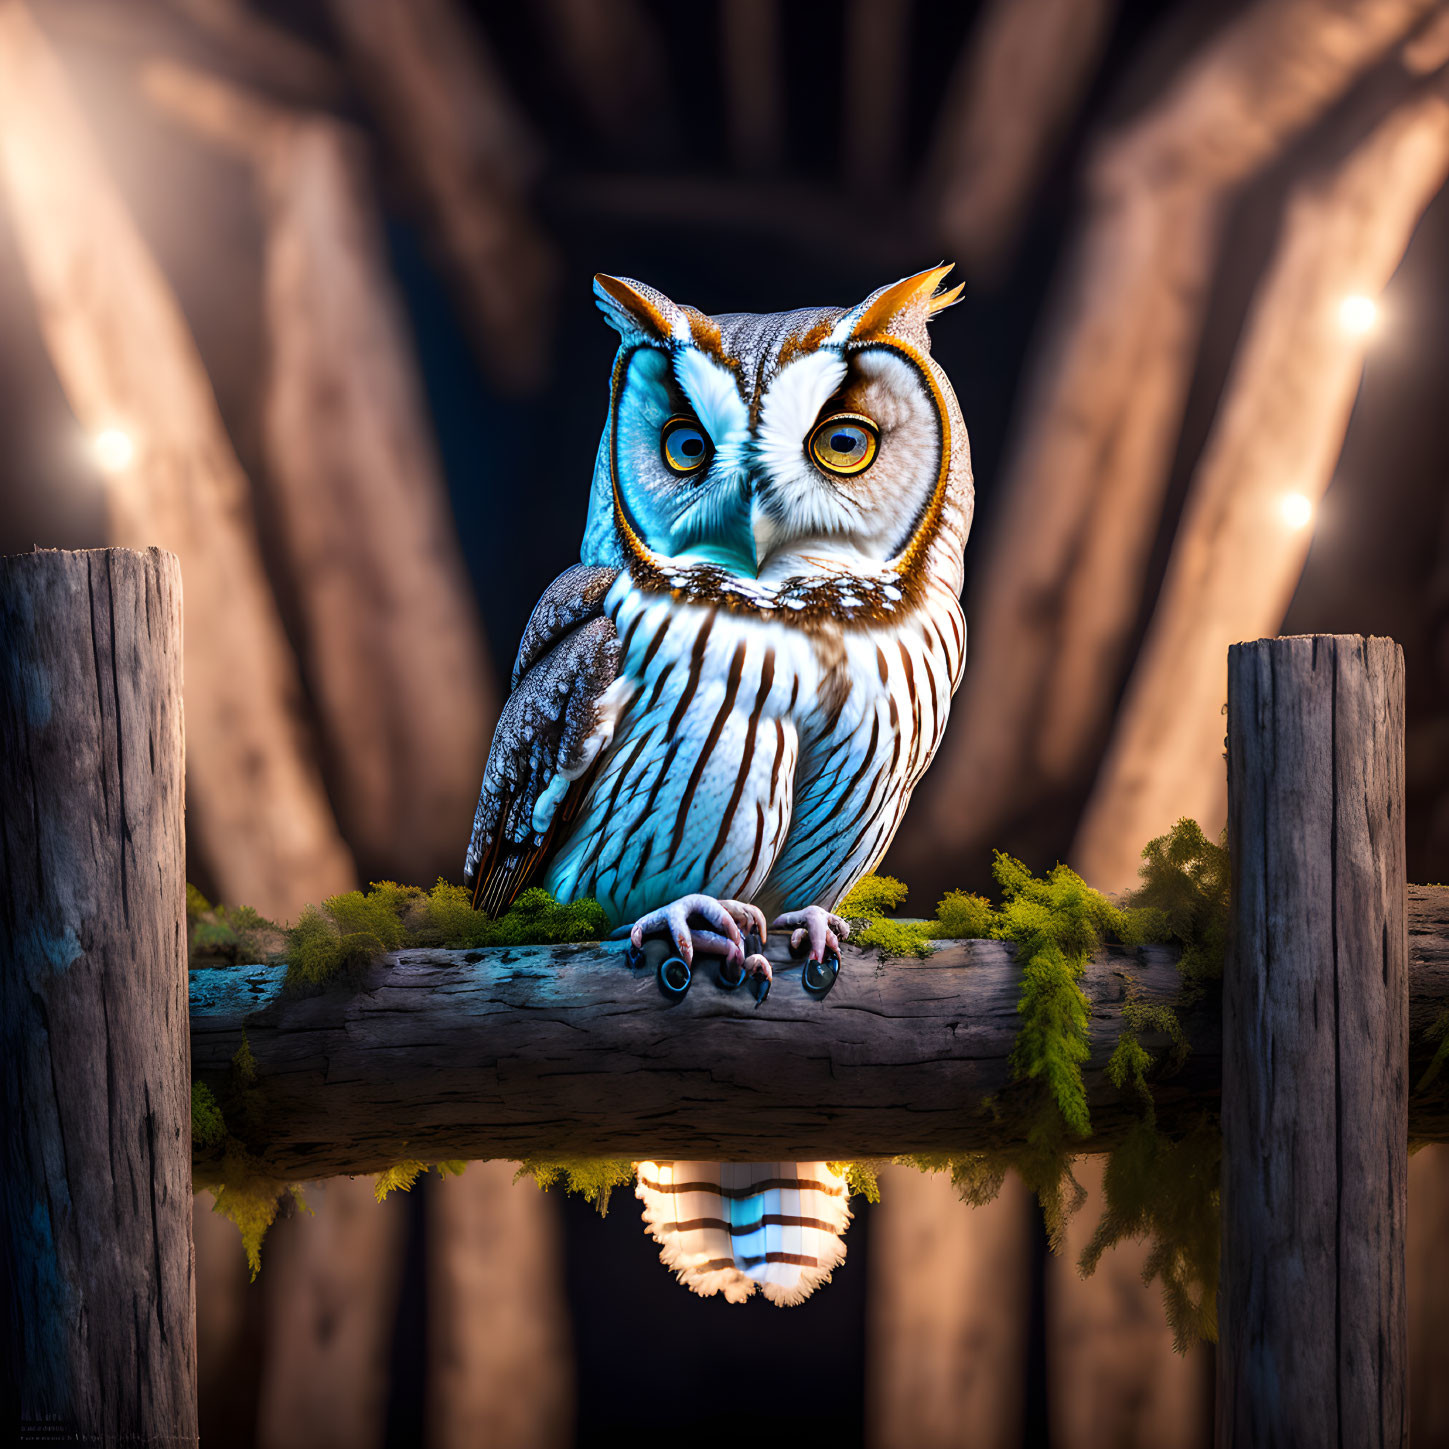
[593,274,686,343]
[838,264,961,345]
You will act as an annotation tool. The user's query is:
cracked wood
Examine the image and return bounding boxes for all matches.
[1,546,195,1443]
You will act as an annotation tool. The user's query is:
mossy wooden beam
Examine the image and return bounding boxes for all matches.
[188,884,1449,1179]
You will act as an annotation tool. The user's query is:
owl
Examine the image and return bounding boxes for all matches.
[465,265,972,1303]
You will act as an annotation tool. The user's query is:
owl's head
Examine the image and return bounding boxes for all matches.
[581,267,973,604]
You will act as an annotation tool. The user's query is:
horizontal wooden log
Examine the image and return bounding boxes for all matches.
[188,886,1449,1179]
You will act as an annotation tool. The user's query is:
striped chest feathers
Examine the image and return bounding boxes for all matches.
[542,574,961,922]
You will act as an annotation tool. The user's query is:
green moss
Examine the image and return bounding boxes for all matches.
[992,854,1111,1139]
[191,1082,227,1151]
[374,1161,427,1201]
[191,876,613,989]
[896,834,1224,1311]
[490,887,612,945]
[853,917,935,959]
[373,1160,469,1201]
[284,905,387,993]
[196,1145,304,1281]
[838,874,910,918]
[187,887,285,967]
[232,1032,257,1088]
[1079,1121,1220,1352]
[933,889,996,938]
[1416,1007,1449,1094]
[275,880,613,993]
[828,1160,883,1202]
[323,882,419,950]
[1109,997,1190,1121]
[514,1158,637,1216]
[1130,818,1230,991]
[418,880,498,948]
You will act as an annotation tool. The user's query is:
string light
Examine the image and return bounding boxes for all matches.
[1280,493,1313,530]
[91,428,135,473]
[1338,294,1379,336]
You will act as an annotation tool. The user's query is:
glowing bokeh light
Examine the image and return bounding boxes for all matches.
[1280,492,1314,530]
[92,428,135,473]
[1338,294,1379,336]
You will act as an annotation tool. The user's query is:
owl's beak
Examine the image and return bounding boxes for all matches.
[669,466,758,576]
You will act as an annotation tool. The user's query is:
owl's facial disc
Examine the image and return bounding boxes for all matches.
[612,344,759,575]
[751,345,943,570]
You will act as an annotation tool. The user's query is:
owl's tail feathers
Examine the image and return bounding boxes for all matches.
[635,1161,851,1307]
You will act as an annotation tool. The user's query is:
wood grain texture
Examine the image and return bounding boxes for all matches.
[1219,635,1407,1448]
[0,547,195,1443]
[188,885,1449,1177]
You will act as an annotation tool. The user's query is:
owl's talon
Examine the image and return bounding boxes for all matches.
[630,893,747,968]
[774,907,849,963]
[719,900,769,942]
[718,955,747,990]
[625,941,647,971]
[745,952,772,1007]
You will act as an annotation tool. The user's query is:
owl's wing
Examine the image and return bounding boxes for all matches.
[465,565,621,916]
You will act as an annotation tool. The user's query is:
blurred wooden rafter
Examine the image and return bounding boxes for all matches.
[721,0,785,174]
[37,0,345,105]
[845,0,914,188]
[900,0,1446,890]
[0,0,355,920]
[928,0,1119,276]
[537,0,672,151]
[1074,59,1449,891]
[866,1166,1033,1449]
[428,1164,576,1449]
[253,1178,409,1449]
[323,0,558,391]
[1046,1158,1211,1449]
[144,60,499,886]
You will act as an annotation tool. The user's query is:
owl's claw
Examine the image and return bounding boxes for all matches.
[774,907,849,963]
[745,952,772,1006]
[630,894,755,968]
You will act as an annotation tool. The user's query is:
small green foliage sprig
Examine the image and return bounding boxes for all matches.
[514,1158,638,1216]
[1079,1120,1221,1352]
[187,885,286,966]
[375,1160,467,1202]
[1130,818,1229,992]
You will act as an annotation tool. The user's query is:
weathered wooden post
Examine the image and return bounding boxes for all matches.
[1219,635,1407,1446]
[0,548,196,1444]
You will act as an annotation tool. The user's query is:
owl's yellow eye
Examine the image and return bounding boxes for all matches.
[809,414,879,476]
[661,417,711,475]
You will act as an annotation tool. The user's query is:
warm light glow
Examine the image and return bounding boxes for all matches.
[1338,294,1379,336]
[1281,493,1314,530]
[92,428,135,473]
